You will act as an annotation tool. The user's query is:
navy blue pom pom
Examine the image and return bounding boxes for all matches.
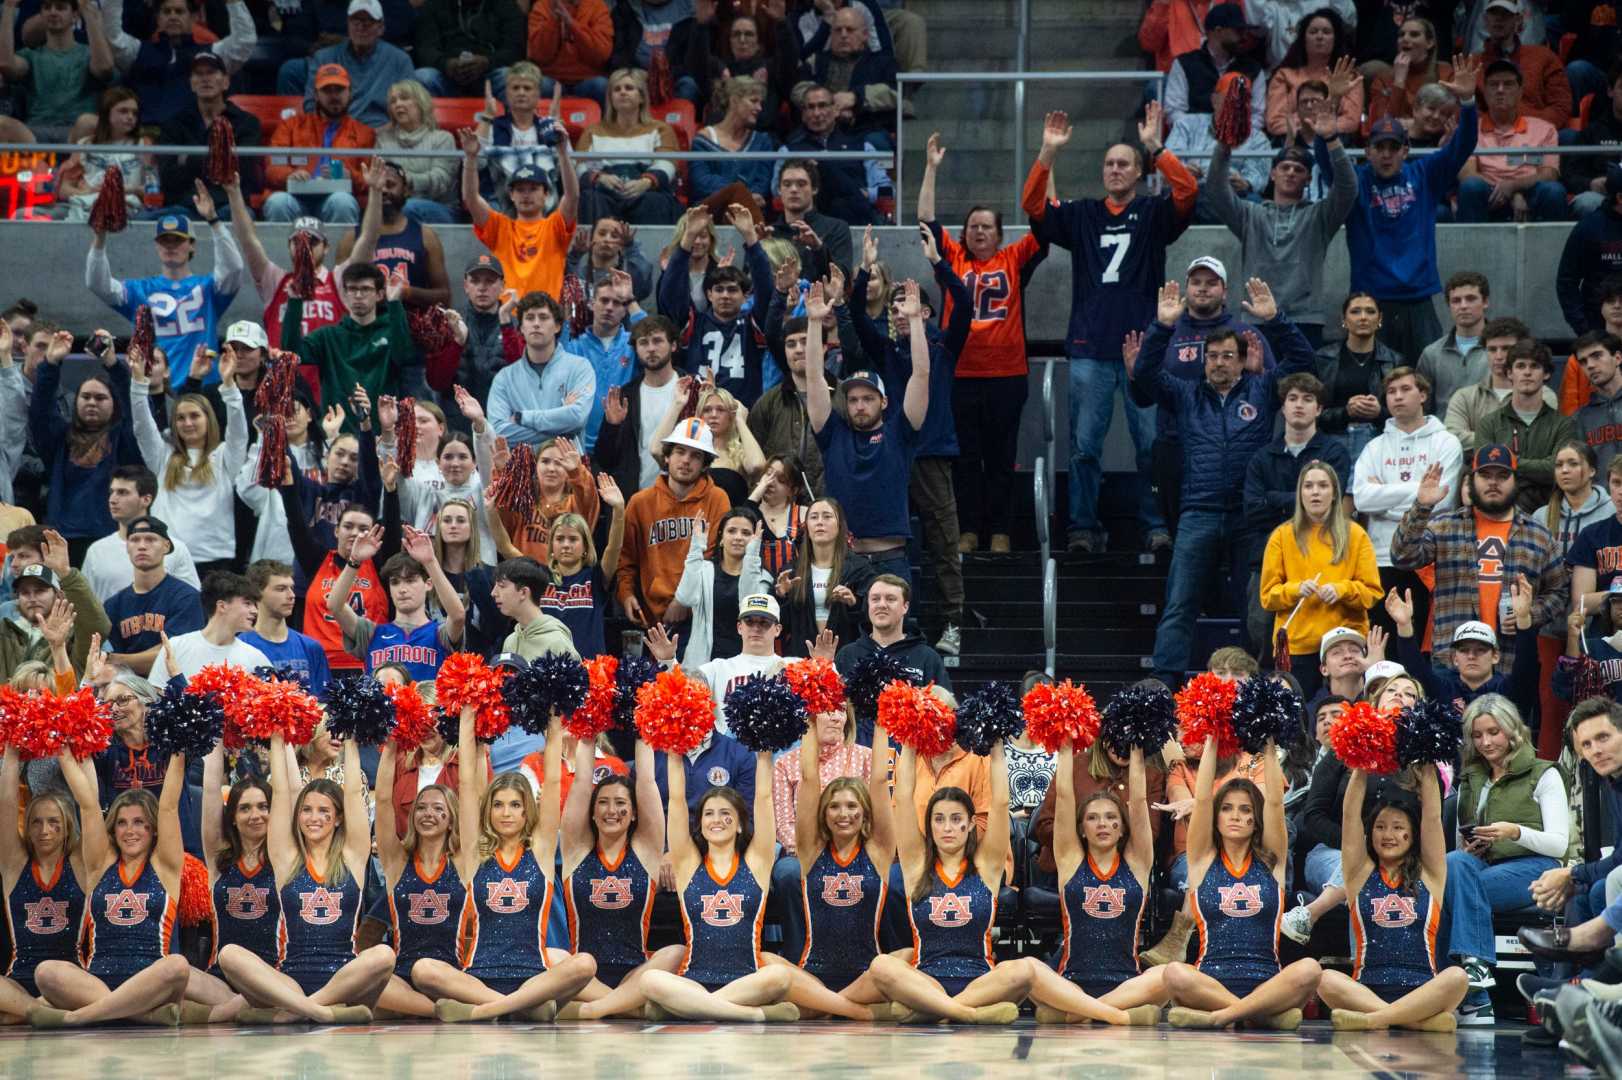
[725,673,808,753]
[323,676,396,746]
[954,682,1024,756]
[1231,676,1304,752]
[144,681,224,759]
[847,652,921,727]
[1100,681,1178,756]
[1396,698,1464,768]
[503,654,591,735]
[614,654,662,732]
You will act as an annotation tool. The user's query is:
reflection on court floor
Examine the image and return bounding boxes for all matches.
[0,1020,1571,1078]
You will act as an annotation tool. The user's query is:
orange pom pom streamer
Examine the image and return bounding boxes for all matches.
[878,682,956,758]
[89,165,127,233]
[565,655,619,740]
[386,682,435,753]
[1177,671,1240,758]
[435,653,512,741]
[488,443,538,524]
[784,657,846,715]
[1213,72,1252,148]
[205,116,236,186]
[1020,679,1101,754]
[634,667,715,755]
[179,853,212,928]
[1328,701,1398,774]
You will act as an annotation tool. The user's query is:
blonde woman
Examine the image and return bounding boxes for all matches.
[651,377,765,507]
[575,68,681,225]
[1259,459,1381,688]
[690,75,778,212]
[536,474,624,657]
[376,79,458,224]
[660,208,723,313]
[130,345,248,573]
[0,746,88,1021]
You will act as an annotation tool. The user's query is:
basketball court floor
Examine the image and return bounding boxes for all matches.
[0,1020,1580,1079]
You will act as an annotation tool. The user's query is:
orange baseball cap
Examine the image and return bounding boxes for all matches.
[314,63,351,89]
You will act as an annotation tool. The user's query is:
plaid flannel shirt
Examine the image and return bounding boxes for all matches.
[1391,502,1570,672]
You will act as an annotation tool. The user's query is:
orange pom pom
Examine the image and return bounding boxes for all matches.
[784,657,846,715]
[879,682,956,757]
[179,853,212,928]
[1020,679,1101,753]
[386,682,435,753]
[1177,672,1240,758]
[634,667,715,755]
[435,653,512,741]
[1328,701,1398,773]
[565,655,619,741]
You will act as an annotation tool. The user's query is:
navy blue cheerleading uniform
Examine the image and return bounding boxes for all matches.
[1057,852,1145,997]
[389,855,466,980]
[1351,869,1440,1003]
[5,860,86,995]
[908,862,995,996]
[799,843,886,992]
[565,845,653,989]
[678,855,765,992]
[277,861,362,995]
[84,859,176,990]
[210,857,280,969]
[1192,852,1281,997]
[463,848,550,994]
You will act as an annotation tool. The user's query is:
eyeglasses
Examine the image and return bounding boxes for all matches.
[344,284,379,295]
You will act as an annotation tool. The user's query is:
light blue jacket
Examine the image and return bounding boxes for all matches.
[563,311,645,453]
[487,346,597,448]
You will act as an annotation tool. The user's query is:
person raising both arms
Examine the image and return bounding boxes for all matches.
[191,748,275,1025]
[0,746,87,1022]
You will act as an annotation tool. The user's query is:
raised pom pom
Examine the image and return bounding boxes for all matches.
[385,682,435,753]
[1231,676,1303,752]
[436,653,512,741]
[1021,680,1101,754]
[323,676,396,746]
[783,657,846,715]
[88,165,127,234]
[503,654,590,735]
[187,664,265,748]
[725,674,808,754]
[1395,698,1464,768]
[615,654,662,733]
[955,682,1024,756]
[635,666,715,755]
[1100,681,1178,756]
[144,681,224,760]
[1328,701,1398,773]
[56,688,115,759]
[880,682,956,757]
[1177,672,1240,758]
[848,652,922,730]
[1,689,59,760]
[251,678,324,746]
[565,655,618,741]
[179,853,212,928]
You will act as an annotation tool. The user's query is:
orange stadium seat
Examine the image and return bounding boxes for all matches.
[232,94,302,142]
[433,98,483,133]
[556,97,601,142]
[652,99,696,146]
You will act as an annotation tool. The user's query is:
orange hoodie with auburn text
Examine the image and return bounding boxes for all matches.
[614,473,730,623]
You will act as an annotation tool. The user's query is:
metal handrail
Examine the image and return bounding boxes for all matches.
[1041,356,1057,512]
[1043,557,1057,677]
[1033,455,1049,557]
[0,141,892,164]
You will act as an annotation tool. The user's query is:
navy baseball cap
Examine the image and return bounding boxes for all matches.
[1368,117,1410,147]
[126,514,174,551]
[1472,443,1518,473]
[1204,3,1251,30]
[509,164,550,188]
[464,253,505,278]
[839,370,887,397]
[157,213,194,239]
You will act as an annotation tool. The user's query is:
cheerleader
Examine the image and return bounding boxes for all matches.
[192,746,278,1023]
[1164,735,1323,1029]
[216,734,394,1024]
[865,740,1024,1024]
[636,750,799,1022]
[1318,767,1466,1030]
[373,739,465,1018]
[0,749,87,1021]
[1035,737,1167,1024]
[29,753,191,1027]
[554,736,685,1019]
[413,708,597,1021]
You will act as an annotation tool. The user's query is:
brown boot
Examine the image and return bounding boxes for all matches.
[1139,911,1196,967]
[989,534,1011,553]
[958,532,979,554]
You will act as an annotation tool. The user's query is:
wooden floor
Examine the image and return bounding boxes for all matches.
[0,1021,1582,1079]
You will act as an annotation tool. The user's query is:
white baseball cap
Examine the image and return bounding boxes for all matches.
[662,416,716,456]
[1318,626,1368,662]
[224,320,268,350]
[738,593,780,623]
[1187,255,1227,284]
[1364,660,1406,685]
[347,0,384,17]
[1453,621,1499,649]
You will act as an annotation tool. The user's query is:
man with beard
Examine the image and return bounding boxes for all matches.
[102,516,202,677]
[593,315,683,497]
[1391,442,1569,674]
[0,528,107,679]
[264,63,376,226]
[338,161,451,308]
[1476,340,1576,510]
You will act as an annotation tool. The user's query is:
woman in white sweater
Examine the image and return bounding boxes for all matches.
[673,509,771,667]
[574,68,682,225]
[131,345,248,573]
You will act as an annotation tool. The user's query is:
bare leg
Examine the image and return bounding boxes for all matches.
[1206,960,1322,1027]
[572,945,685,1020]
[183,968,245,1023]
[376,974,437,1019]
[1305,886,1347,926]
[0,975,41,1020]
[418,954,597,1020]
[1319,968,1468,1030]
[1022,960,1139,1024]
[640,967,793,1022]
[1163,962,1242,1014]
[867,955,1025,1023]
[760,953,875,1020]
[305,947,396,1010]
[220,944,391,1022]
[1098,968,1170,1010]
[36,955,190,1026]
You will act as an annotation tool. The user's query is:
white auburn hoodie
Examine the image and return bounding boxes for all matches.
[1351,415,1464,567]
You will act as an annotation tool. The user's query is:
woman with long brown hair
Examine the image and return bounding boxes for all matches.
[60,87,153,223]
[775,497,876,658]
[0,747,87,1021]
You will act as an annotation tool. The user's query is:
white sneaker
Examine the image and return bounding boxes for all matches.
[1280,905,1314,944]
[935,623,961,657]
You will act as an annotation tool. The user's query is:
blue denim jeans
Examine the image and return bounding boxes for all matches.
[865,548,912,593]
[1569,60,1609,112]
[1067,357,1159,533]
[541,76,609,107]
[417,65,511,104]
[403,197,456,224]
[773,854,806,961]
[1303,842,1345,892]
[263,191,360,224]
[1152,507,1250,681]
[1168,852,1189,891]
[1442,849,1558,961]
[1455,177,1569,223]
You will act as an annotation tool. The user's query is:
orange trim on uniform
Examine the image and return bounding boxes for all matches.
[830,841,860,869]
[415,854,448,885]
[494,847,524,874]
[1087,851,1121,882]
[1349,899,1367,979]
[597,843,628,873]
[1424,891,1442,973]
[935,859,966,889]
[1220,850,1251,880]
[705,853,739,887]
[118,858,148,887]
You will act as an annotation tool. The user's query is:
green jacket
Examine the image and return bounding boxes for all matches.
[1475,400,1579,512]
[283,298,414,435]
[0,568,111,682]
[1457,740,1560,863]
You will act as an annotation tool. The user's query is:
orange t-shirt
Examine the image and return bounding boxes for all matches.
[939,230,1044,379]
[473,210,574,300]
[1561,354,1590,416]
[302,552,390,672]
[1475,514,1513,633]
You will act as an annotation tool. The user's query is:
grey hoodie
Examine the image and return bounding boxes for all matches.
[504,614,580,662]
[1577,385,1622,479]
[1542,482,1615,638]
[1205,140,1357,327]
[1351,415,1464,567]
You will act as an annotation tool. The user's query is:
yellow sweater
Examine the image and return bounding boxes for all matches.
[1259,520,1383,656]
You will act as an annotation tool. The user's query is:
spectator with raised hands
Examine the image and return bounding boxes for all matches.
[535,475,623,658]
[1265,15,1363,140]
[566,218,656,305]
[659,203,775,406]
[591,316,683,497]
[326,523,466,682]
[649,377,765,508]
[669,510,772,669]
[561,268,645,454]
[283,262,412,435]
[0,528,107,680]
[236,383,326,566]
[525,0,614,105]
[659,210,723,315]
[488,431,600,565]
[100,0,255,127]
[0,0,112,141]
